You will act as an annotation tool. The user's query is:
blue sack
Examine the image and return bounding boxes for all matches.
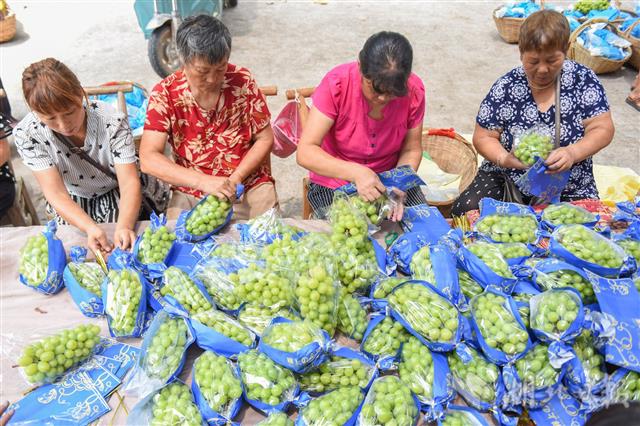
[236,207,305,245]
[258,317,330,374]
[468,288,532,366]
[175,188,243,243]
[585,271,640,372]
[63,246,105,317]
[191,309,257,358]
[19,220,66,295]
[337,165,426,196]
[122,310,194,399]
[133,212,177,278]
[400,204,451,242]
[102,248,148,338]
[528,385,591,426]
[191,351,243,426]
[539,202,598,232]
[127,381,205,425]
[516,157,571,204]
[294,387,365,426]
[437,405,492,426]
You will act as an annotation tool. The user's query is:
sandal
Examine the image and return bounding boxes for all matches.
[626,96,640,112]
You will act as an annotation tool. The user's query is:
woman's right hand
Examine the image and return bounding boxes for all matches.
[87,224,113,255]
[202,176,237,201]
[497,152,528,170]
[353,165,386,202]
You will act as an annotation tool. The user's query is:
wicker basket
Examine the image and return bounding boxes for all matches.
[421,129,478,217]
[0,10,16,43]
[569,18,632,74]
[493,6,526,44]
[618,17,640,70]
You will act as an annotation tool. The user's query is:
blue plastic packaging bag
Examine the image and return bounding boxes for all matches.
[539,202,598,232]
[605,368,640,403]
[127,381,204,425]
[175,189,241,243]
[63,246,105,317]
[158,265,216,316]
[531,258,596,306]
[613,198,640,223]
[102,248,148,338]
[236,207,305,245]
[18,220,66,295]
[360,311,406,369]
[407,243,462,305]
[133,212,177,277]
[294,387,365,426]
[495,1,540,18]
[564,329,607,407]
[528,386,591,426]
[517,157,571,203]
[437,405,492,426]
[258,317,330,374]
[386,231,428,275]
[337,165,426,196]
[400,204,451,242]
[474,198,540,245]
[190,309,256,358]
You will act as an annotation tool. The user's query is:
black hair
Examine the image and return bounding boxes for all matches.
[176,15,232,66]
[358,31,413,97]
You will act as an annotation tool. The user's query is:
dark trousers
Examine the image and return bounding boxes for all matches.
[451,170,531,216]
[0,175,16,220]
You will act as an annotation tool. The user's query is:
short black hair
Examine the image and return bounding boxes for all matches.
[358,31,413,97]
[176,15,232,65]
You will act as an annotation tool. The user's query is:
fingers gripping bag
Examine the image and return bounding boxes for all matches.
[437,405,492,426]
[399,336,455,421]
[474,198,539,245]
[237,349,299,413]
[159,266,215,316]
[540,202,598,231]
[357,375,420,426]
[348,194,394,227]
[258,317,330,374]
[532,258,597,305]
[238,304,299,336]
[337,165,426,198]
[191,351,243,425]
[337,290,369,342]
[294,386,365,426]
[102,248,148,338]
[175,189,240,243]
[257,411,294,426]
[360,312,411,369]
[18,220,66,295]
[191,309,257,358]
[133,212,177,276]
[63,246,106,317]
[298,346,378,395]
[468,289,532,365]
[550,224,633,277]
[564,329,607,405]
[236,207,305,245]
[126,381,204,426]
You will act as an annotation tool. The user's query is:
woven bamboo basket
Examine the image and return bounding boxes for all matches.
[569,18,632,74]
[0,11,16,43]
[421,129,478,217]
[618,17,640,70]
[493,1,544,44]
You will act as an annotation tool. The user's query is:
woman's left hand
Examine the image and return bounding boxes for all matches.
[388,188,406,222]
[545,146,575,174]
[113,227,136,250]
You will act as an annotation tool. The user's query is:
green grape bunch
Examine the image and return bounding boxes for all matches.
[18,324,101,384]
[194,263,242,311]
[68,262,105,296]
[194,351,242,417]
[332,239,378,294]
[185,195,232,236]
[515,344,560,391]
[299,386,364,426]
[471,292,529,356]
[261,319,326,353]
[531,290,580,336]
[615,370,640,402]
[362,316,411,359]
[149,382,203,426]
[142,316,189,382]
[441,410,477,426]
[399,336,435,402]
[192,310,255,347]
[389,283,459,344]
[358,376,418,426]
[467,242,514,278]
[337,291,368,341]
[211,241,261,262]
[514,132,553,166]
[495,242,532,260]
[106,269,143,336]
[618,238,640,261]
[410,245,436,282]
[232,264,294,310]
[256,412,294,426]
[160,266,214,315]
[542,203,596,227]
[449,349,500,404]
[298,355,374,394]
[261,234,299,271]
[238,304,297,335]
[458,270,484,300]
[372,277,406,299]
[330,196,369,242]
[351,196,388,225]
[19,234,49,286]
[237,350,297,407]
[572,330,605,387]
[536,269,596,305]
[295,261,339,335]
[574,0,610,15]
[137,225,176,265]
[555,225,624,269]
[475,214,538,243]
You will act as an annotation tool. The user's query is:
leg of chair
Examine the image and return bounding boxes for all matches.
[21,180,40,225]
[302,177,312,219]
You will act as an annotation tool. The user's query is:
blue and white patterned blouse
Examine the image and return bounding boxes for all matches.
[476,60,610,199]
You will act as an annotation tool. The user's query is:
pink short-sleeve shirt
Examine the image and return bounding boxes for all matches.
[310,61,426,189]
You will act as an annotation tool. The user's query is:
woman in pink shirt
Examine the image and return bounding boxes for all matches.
[297,31,426,219]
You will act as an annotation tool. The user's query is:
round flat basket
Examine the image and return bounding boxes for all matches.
[569,18,632,74]
[0,11,16,43]
[421,129,478,217]
[493,6,525,44]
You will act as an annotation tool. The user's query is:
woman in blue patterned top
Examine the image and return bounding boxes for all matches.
[452,10,614,216]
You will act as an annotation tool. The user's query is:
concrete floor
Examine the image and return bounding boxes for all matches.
[2,0,639,219]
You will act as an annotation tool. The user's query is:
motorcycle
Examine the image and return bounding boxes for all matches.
[133,0,237,78]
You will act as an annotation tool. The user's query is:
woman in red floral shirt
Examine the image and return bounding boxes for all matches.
[140,15,277,219]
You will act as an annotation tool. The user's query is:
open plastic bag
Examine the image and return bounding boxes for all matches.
[175,193,236,243]
[511,123,554,167]
[236,207,304,245]
[18,220,66,294]
[191,309,256,358]
[357,375,419,426]
[295,386,364,426]
[126,381,204,426]
[63,246,105,317]
[516,156,571,203]
[272,95,307,158]
[159,266,215,316]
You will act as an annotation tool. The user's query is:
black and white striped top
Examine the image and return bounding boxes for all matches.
[14,101,137,199]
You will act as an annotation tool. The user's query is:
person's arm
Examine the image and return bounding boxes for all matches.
[33,168,112,253]
[296,107,385,201]
[113,162,141,250]
[228,124,273,186]
[473,123,527,170]
[0,139,10,165]
[396,125,423,171]
[545,112,614,174]
[0,401,14,426]
[139,131,236,199]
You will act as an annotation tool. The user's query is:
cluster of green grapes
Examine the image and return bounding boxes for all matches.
[193,351,242,417]
[19,234,48,286]
[232,264,294,309]
[161,267,213,315]
[389,283,459,344]
[458,270,484,300]
[399,336,434,402]
[372,277,406,299]
[351,196,388,225]
[294,260,339,335]
[332,239,378,294]
[536,269,596,305]
[618,238,640,261]
[410,245,436,282]
[572,330,605,387]
[362,316,411,358]
[238,305,297,335]
[185,195,231,236]
[495,243,532,260]
[18,324,101,383]
[299,386,364,426]
[143,317,189,382]
[515,344,559,390]
[441,410,477,426]
[261,319,325,352]
[237,350,297,407]
[211,241,261,262]
[149,382,202,426]
[542,203,596,226]
[105,269,143,335]
[256,412,293,426]
[467,242,514,278]
[261,234,299,271]
[514,132,553,166]
[531,290,580,336]
[475,214,538,243]
[137,225,176,264]
[449,349,500,404]
[192,310,255,347]
[194,263,242,311]
[68,262,105,296]
[358,376,418,426]
[471,292,529,355]
[615,370,640,402]
[574,0,610,15]
[298,355,374,393]
[337,292,368,341]
[555,225,623,269]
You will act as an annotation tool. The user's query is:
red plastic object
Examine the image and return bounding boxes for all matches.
[271,100,302,158]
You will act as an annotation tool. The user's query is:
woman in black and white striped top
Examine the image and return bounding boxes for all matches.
[14,58,141,254]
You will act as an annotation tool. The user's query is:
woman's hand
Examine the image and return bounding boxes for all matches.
[87,224,113,255]
[545,146,575,173]
[388,188,406,222]
[0,401,14,426]
[203,176,237,201]
[113,227,136,251]
[498,152,528,170]
[353,165,386,202]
